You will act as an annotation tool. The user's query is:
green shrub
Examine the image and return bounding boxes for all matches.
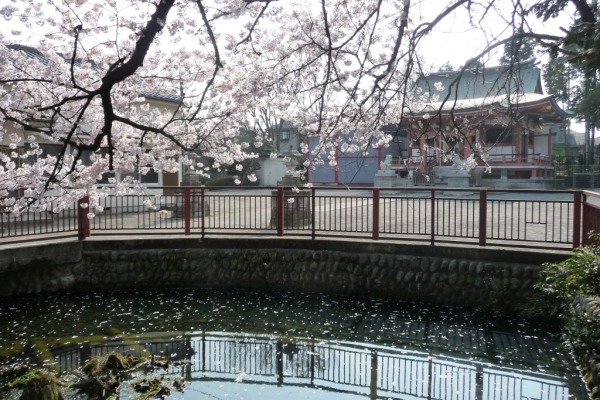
[561,312,600,360]
[534,236,600,383]
[520,244,600,320]
[537,241,600,302]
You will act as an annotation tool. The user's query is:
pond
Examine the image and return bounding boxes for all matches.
[0,289,587,399]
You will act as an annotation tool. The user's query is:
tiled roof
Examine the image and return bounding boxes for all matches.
[417,92,571,118]
[413,60,570,118]
[416,60,543,101]
[7,44,49,65]
[140,91,182,103]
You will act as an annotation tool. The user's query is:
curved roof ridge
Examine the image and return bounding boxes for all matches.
[416,60,543,102]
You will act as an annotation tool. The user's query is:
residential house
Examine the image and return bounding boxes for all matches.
[1,44,183,193]
[254,120,307,186]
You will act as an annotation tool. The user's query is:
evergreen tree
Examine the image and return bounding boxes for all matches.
[499,35,536,64]
[543,54,576,108]
[438,61,454,72]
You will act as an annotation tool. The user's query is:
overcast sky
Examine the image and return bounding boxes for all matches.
[413,1,578,71]
[1,1,577,71]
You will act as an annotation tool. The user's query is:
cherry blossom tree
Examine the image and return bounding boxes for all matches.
[0,0,592,214]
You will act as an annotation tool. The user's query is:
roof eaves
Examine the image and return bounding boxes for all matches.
[7,43,49,65]
[140,91,183,104]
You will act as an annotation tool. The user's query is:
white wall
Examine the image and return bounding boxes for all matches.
[534,135,549,156]
[256,158,287,186]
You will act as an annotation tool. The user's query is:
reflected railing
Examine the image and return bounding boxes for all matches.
[52,332,578,400]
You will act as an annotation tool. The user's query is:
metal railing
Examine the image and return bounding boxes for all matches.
[0,200,79,239]
[582,190,600,245]
[1,186,600,250]
[484,152,552,166]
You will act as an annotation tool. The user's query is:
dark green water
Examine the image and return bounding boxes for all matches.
[0,289,588,399]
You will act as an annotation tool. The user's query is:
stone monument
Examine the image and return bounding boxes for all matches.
[433,154,471,188]
[279,155,301,186]
[271,153,311,228]
[374,155,398,187]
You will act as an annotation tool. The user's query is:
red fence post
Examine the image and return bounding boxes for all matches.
[479,190,487,247]
[201,187,206,239]
[77,196,90,240]
[311,188,316,240]
[372,188,380,240]
[430,189,435,246]
[277,187,284,237]
[184,186,191,236]
[573,190,582,249]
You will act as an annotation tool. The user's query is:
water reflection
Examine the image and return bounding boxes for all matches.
[53,332,578,400]
[0,289,587,399]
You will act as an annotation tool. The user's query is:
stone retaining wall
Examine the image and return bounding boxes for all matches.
[1,241,82,296]
[0,238,571,312]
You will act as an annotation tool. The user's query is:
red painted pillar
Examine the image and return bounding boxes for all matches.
[311,188,316,240]
[515,123,523,162]
[430,189,435,245]
[372,188,380,240]
[548,128,553,175]
[201,187,206,239]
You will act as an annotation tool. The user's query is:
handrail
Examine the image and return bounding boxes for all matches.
[581,190,600,245]
[0,186,594,251]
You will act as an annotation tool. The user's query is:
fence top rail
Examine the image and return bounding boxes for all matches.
[117,185,582,195]
[583,189,600,199]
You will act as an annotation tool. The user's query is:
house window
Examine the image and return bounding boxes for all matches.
[392,128,408,143]
[280,130,290,141]
[38,143,63,160]
[0,146,26,199]
[78,148,161,186]
[139,168,160,184]
[122,150,161,185]
[486,128,513,144]
[122,166,160,185]
[97,171,116,184]
[0,146,24,168]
